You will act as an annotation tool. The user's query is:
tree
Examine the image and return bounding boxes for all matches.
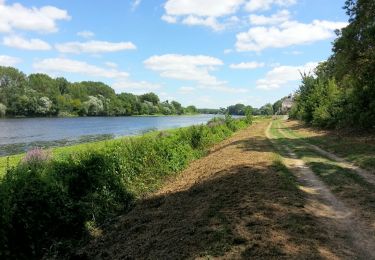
[171,101,183,115]
[259,103,274,115]
[245,106,253,124]
[139,92,159,105]
[185,105,197,114]
[0,103,6,117]
[83,96,104,116]
[227,103,246,115]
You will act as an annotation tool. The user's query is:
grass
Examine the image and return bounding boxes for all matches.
[0,125,200,178]
[270,119,375,231]
[281,120,375,171]
[0,117,251,259]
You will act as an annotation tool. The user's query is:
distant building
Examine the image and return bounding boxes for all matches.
[281,95,294,114]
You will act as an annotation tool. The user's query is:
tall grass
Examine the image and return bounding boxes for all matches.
[0,116,249,258]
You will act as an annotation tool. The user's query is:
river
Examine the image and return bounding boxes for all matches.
[0,115,219,156]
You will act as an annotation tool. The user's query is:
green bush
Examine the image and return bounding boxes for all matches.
[0,118,251,258]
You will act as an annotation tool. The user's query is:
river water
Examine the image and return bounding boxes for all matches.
[0,115,219,156]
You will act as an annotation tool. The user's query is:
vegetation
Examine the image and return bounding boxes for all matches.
[0,116,250,259]
[290,0,375,129]
[0,66,197,117]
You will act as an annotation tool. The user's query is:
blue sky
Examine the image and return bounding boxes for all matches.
[0,0,348,108]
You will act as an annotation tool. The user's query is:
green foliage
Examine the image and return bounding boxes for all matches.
[0,67,197,117]
[0,118,251,258]
[244,106,253,124]
[259,103,274,116]
[291,0,375,129]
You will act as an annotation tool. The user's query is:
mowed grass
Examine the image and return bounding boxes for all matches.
[281,120,375,171]
[270,119,375,231]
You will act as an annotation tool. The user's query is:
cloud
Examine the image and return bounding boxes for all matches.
[181,16,223,31]
[3,35,51,50]
[164,0,244,17]
[236,19,347,52]
[33,58,129,79]
[0,1,70,33]
[104,62,118,68]
[249,10,290,25]
[200,85,249,93]
[144,54,248,94]
[0,55,21,66]
[245,0,296,12]
[112,80,161,94]
[144,54,224,85]
[256,61,318,90]
[230,61,265,69]
[55,40,137,54]
[77,30,95,38]
[162,0,245,30]
[161,15,177,23]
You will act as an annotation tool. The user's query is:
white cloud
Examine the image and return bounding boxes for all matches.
[33,58,129,79]
[112,80,161,94]
[144,54,224,85]
[182,16,223,31]
[105,62,118,68]
[245,0,296,12]
[249,10,290,25]
[236,19,347,52]
[3,35,51,50]
[161,15,177,23]
[55,40,137,54]
[162,0,245,30]
[77,30,95,38]
[230,61,265,69]
[0,1,70,33]
[0,55,21,66]
[164,0,244,17]
[144,54,248,94]
[200,85,249,94]
[256,61,318,90]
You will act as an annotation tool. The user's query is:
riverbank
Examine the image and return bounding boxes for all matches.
[0,114,221,157]
[0,116,252,259]
[78,117,375,259]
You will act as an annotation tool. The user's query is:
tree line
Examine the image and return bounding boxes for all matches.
[290,0,375,130]
[0,65,290,118]
[0,66,198,117]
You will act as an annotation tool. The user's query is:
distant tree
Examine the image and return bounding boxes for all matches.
[245,106,253,123]
[139,92,159,105]
[36,97,53,115]
[185,105,197,114]
[84,96,104,116]
[171,101,183,114]
[227,103,246,115]
[259,103,274,115]
[0,103,6,117]
[273,99,283,115]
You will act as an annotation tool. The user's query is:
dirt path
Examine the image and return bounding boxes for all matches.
[267,121,375,259]
[76,120,374,259]
[278,121,375,186]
